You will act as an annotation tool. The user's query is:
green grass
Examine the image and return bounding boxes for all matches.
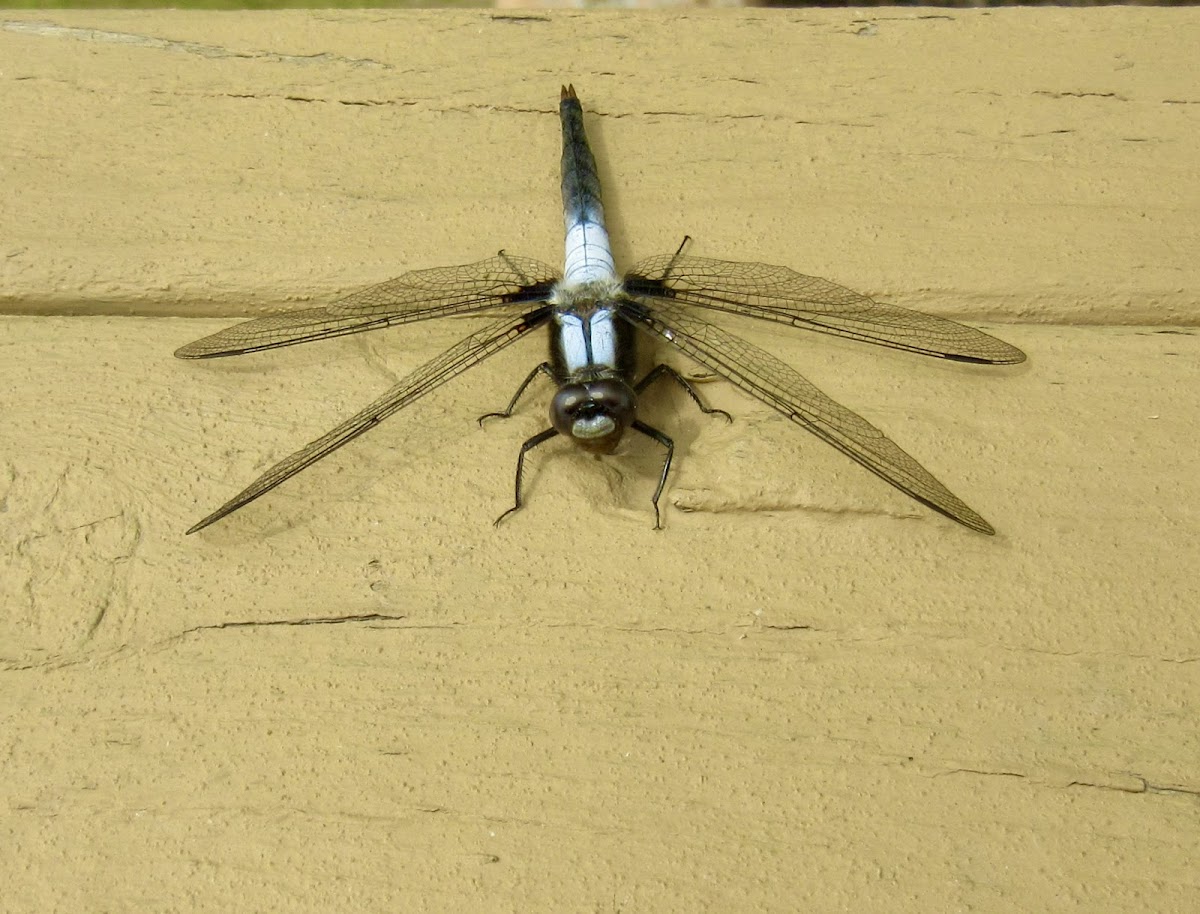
[0,0,489,9]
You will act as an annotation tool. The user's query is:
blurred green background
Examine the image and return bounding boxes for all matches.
[0,1,490,9]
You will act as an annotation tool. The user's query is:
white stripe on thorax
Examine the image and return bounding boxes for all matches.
[557,309,618,375]
[588,309,618,368]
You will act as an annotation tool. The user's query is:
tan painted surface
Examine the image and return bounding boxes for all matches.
[2,9,1197,912]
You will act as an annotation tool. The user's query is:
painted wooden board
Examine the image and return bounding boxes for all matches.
[2,9,1197,913]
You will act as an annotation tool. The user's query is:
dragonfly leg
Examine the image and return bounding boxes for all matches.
[494,427,559,527]
[630,419,673,530]
[478,362,555,426]
[635,364,733,424]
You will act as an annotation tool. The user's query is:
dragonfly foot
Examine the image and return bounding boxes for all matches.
[494,504,521,527]
[478,410,510,428]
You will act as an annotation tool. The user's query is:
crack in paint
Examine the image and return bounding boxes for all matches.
[1,18,389,69]
[935,767,1199,800]
[183,612,408,634]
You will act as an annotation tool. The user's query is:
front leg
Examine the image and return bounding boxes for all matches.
[478,362,555,426]
[635,363,734,424]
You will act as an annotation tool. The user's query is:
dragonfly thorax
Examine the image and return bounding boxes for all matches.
[550,379,636,453]
[550,277,623,309]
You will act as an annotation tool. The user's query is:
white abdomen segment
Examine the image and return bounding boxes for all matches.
[563,219,616,285]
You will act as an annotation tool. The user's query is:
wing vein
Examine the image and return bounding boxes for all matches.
[176,255,559,359]
[625,254,1025,365]
[186,307,550,533]
[622,294,995,534]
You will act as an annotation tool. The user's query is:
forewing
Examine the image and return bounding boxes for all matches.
[622,295,996,534]
[186,306,552,534]
[625,254,1025,365]
[176,254,559,359]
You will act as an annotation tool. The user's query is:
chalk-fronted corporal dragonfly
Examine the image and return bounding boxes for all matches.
[177,86,1024,535]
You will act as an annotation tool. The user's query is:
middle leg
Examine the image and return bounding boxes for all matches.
[634,364,734,424]
[479,361,555,426]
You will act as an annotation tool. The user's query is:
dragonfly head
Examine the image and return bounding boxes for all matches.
[551,379,636,453]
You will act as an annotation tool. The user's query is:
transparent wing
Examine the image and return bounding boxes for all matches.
[186,306,552,534]
[625,254,1025,365]
[175,254,559,359]
[621,295,996,534]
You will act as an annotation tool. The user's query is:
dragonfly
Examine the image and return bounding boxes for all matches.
[177,85,1025,536]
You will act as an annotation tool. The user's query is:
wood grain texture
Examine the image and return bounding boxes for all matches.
[2,9,1197,913]
[3,8,1197,322]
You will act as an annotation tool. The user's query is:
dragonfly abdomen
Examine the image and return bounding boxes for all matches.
[560,84,616,285]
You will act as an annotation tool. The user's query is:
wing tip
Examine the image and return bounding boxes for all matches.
[184,508,229,535]
[925,497,996,535]
[175,345,246,360]
[184,516,210,535]
[966,515,997,536]
[943,350,1025,366]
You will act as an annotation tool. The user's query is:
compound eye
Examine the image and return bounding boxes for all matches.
[595,383,635,415]
[548,380,637,444]
[565,388,592,413]
[550,384,590,436]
